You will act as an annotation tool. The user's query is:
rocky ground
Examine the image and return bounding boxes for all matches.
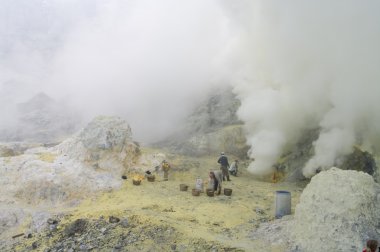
[1,153,305,252]
[2,115,378,252]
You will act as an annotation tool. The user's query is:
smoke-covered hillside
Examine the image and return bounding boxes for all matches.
[0,92,80,143]
[155,86,248,158]
[1,0,380,178]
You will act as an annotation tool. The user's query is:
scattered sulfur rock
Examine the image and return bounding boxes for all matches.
[255,208,265,215]
[120,219,129,228]
[171,244,177,250]
[47,218,58,225]
[4,213,237,251]
[64,219,88,237]
[32,241,38,249]
[49,224,57,232]
[79,244,87,250]
[109,216,120,223]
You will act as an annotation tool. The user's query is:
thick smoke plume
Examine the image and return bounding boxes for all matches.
[226,1,380,177]
[1,0,380,177]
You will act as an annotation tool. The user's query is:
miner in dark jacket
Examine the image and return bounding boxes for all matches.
[217,152,231,181]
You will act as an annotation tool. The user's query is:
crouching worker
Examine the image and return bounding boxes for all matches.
[208,170,223,195]
[161,160,171,181]
[229,160,239,176]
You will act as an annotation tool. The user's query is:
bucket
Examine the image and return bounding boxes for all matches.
[224,188,232,196]
[180,184,188,191]
[147,176,155,182]
[206,189,214,197]
[192,189,200,196]
[275,191,291,218]
[133,180,141,186]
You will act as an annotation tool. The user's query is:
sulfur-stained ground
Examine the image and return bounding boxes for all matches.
[5,154,305,252]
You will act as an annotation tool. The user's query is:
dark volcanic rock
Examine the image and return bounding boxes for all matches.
[341,146,377,176]
[5,215,239,252]
[64,219,88,237]
[109,216,120,223]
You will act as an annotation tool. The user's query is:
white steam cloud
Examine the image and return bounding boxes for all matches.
[1,0,380,177]
[225,1,380,177]
[0,0,229,142]
[46,0,230,142]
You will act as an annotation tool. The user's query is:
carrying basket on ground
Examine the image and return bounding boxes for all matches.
[206,189,214,197]
[180,184,188,191]
[132,180,141,185]
[192,188,201,196]
[224,188,232,196]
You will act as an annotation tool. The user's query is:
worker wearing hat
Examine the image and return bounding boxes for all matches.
[217,152,231,181]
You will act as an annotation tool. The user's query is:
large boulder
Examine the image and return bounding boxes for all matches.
[0,116,143,241]
[57,116,140,175]
[0,116,140,206]
[0,148,120,206]
[291,168,380,252]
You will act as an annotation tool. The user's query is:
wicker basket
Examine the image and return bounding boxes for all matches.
[206,189,214,197]
[224,188,232,196]
[180,184,188,191]
[192,189,200,196]
[133,180,141,185]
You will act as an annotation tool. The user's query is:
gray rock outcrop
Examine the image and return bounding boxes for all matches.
[291,168,380,252]
[157,86,248,158]
[57,115,140,175]
[0,116,144,242]
[0,208,25,236]
[172,125,248,158]
[0,116,141,236]
[184,86,241,134]
[274,128,378,182]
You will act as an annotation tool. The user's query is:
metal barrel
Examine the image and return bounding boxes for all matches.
[275,190,291,218]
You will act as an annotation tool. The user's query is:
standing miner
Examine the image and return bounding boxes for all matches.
[161,160,171,181]
[217,152,231,181]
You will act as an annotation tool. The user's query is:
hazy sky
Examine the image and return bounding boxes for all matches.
[0,0,230,142]
[1,0,380,176]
